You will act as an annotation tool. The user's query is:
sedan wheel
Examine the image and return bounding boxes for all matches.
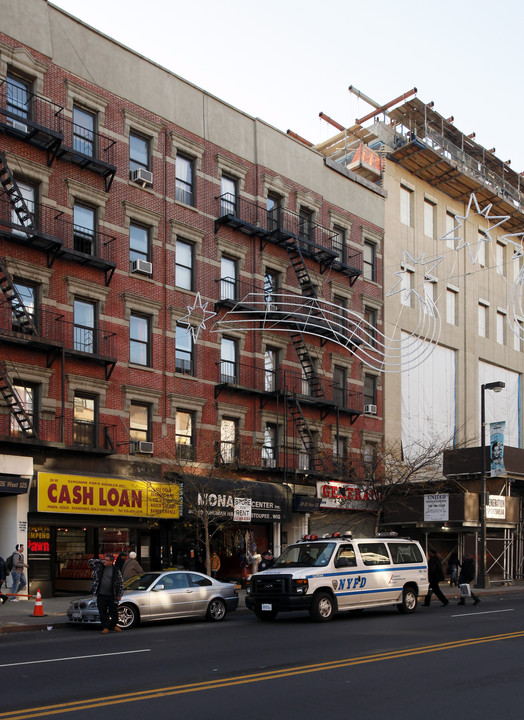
[118,603,139,629]
[206,597,227,622]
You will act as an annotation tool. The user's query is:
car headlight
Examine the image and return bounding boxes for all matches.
[88,600,97,608]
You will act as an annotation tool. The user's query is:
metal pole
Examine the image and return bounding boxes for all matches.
[478,384,487,588]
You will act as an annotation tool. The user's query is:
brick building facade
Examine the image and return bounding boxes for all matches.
[0,0,385,594]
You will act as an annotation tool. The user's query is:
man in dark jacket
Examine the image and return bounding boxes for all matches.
[457,553,480,606]
[89,555,124,633]
[423,548,449,607]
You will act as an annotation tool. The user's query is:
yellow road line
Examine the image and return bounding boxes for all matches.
[4,630,524,720]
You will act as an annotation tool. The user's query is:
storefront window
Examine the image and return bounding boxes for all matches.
[56,527,90,581]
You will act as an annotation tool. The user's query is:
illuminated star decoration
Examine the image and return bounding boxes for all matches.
[179,292,216,342]
[439,193,510,264]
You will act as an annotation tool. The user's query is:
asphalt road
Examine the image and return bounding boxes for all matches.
[1,592,524,720]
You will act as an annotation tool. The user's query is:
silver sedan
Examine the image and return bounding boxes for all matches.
[67,570,239,629]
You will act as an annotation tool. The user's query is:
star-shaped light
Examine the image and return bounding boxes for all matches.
[387,251,443,304]
[500,232,524,259]
[439,193,510,264]
[178,292,216,342]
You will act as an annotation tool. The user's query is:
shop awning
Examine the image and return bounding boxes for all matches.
[183,477,292,523]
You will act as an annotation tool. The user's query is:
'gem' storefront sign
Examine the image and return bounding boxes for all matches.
[38,472,180,519]
[317,481,381,511]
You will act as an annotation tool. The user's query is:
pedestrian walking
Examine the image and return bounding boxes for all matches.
[115,552,127,573]
[122,552,143,581]
[457,553,480,606]
[9,544,28,601]
[447,552,460,586]
[89,554,124,633]
[424,548,449,607]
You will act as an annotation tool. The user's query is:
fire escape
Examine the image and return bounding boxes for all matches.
[215,194,363,475]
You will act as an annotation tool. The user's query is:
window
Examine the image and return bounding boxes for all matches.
[130,313,150,366]
[175,154,194,206]
[496,311,506,345]
[264,269,279,311]
[445,212,456,249]
[74,299,95,353]
[446,288,457,325]
[299,207,313,245]
[73,107,95,157]
[496,241,505,276]
[6,73,31,122]
[299,431,318,471]
[130,402,150,442]
[400,268,413,307]
[266,193,281,231]
[333,366,346,406]
[514,320,523,352]
[364,306,377,348]
[175,240,193,290]
[423,199,436,238]
[364,374,377,406]
[11,181,35,236]
[357,542,390,566]
[513,251,521,282]
[332,225,346,263]
[478,302,488,338]
[221,337,236,383]
[220,418,237,463]
[11,381,36,437]
[363,443,377,474]
[400,186,412,226]
[334,294,348,332]
[477,231,487,267]
[12,282,36,333]
[262,423,277,468]
[333,436,348,472]
[175,410,194,460]
[264,347,278,391]
[130,223,149,264]
[220,256,236,300]
[73,204,96,256]
[129,132,150,173]
[301,358,317,396]
[363,241,376,282]
[175,324,193,375]
[73,393,96,447]
[424,276,436,307]
[390,543,423,564]
[220,176,237,215]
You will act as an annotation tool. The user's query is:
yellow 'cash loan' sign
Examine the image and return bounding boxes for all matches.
[38,472,180,519]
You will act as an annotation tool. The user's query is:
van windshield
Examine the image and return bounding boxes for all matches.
[273,542,335,568]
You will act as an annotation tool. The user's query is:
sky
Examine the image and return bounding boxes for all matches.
[50,0,524,170]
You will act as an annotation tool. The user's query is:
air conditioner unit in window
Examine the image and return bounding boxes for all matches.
[135,441,154,454]
[8,118,28,133]
[364,404,377,415]
[130,168,153,187]
[131,259,152,275]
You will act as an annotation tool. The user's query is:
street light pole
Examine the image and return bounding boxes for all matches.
[478,380,505,588]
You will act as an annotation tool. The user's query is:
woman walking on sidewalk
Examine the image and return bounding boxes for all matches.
[457,553,481,606]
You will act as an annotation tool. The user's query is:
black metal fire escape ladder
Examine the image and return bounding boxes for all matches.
[0,257,36,334]
[287,397,325,472]
[0,360,36,436]
[0,152,35,231]
[284,240,327,471]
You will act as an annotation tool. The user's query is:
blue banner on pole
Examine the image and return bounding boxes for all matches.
[490,421,506,476]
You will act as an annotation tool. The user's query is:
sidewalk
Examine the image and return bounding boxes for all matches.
[1,583,523,633]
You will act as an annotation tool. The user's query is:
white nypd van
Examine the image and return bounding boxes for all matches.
[246,532,428,622]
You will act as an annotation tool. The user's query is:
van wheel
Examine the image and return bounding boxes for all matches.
[254,608,278,621]
[397,586,418,614]
[310,592,335,622]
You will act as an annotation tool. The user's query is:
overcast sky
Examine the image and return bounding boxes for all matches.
[51,0,524,171]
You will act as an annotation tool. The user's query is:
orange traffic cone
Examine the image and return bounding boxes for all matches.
[33,589,45,617]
